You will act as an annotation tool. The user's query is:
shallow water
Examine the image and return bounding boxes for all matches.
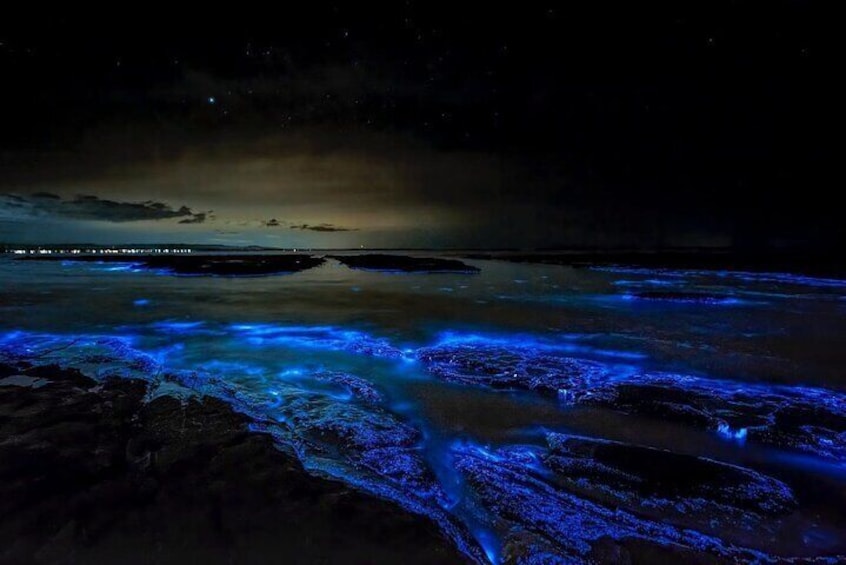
[2,254,846,562]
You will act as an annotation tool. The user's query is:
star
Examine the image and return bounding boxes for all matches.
[208,97,216,105]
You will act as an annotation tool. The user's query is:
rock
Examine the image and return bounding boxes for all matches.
[451,443,747,565]
[0,362,473,564]
[0,374,50,388]
[313,371,384,404]
[543,433,795,544]
[417,343,607,397]
[0,333,486,563]
[417,337,846,462]
[581,372,846,461]
[245,390,456,517]
[330,254,480,273]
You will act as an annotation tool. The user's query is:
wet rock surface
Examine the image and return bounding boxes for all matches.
[330,254,480,273]
[313,371,385,404]
[20,253,325,276]
[0,362,471,565]
[581,372,846,461]
[4,331,846,563]
[417,344,608,397]
[451,443,751,565]
[417,342,846,462]
[543,433,796,543]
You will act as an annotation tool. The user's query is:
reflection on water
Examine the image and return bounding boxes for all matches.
[2,255,846,562]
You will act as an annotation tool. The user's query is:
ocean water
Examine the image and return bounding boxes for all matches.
[2,254,846,562]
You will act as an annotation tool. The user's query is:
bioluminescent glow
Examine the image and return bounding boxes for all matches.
[718,422,749,443]
[2,316,846,563]
[450,441,762,562]
[429,330,648,361]
[593,266,846,289]
[618,292,744,305]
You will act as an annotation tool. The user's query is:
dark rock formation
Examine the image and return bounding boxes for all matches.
[416,344,607,397]
[0,332,487,563]
[314,371,384,404]
[0,362,471,564]
[416,340,846,462]
[580,372,846,462]
[330,254,480,273]
[451,443,753,565]
[543,433,796,544]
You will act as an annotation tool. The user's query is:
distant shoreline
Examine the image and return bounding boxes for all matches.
[8,248,845,278]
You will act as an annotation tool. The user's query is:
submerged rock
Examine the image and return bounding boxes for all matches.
[417,343,608,397]
[330,254,480,273]
[543,433,796,544]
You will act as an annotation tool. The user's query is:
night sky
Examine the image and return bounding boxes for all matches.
[0,3,836,249]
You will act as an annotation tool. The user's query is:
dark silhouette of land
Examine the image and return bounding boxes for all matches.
[11,248,846,278]
[328,254,479,273]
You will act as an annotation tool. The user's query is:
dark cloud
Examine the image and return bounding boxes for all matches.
[261,219,356,232]
[290,223,356,232]
[0,193,197,223]
[178,212,207,224]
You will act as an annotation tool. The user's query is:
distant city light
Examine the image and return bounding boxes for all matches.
[6,247,193,255]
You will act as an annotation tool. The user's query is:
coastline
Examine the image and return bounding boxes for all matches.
[0,361,469,564]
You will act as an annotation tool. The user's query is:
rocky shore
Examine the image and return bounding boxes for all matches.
[329,254,479,273]
[0,362,468,565]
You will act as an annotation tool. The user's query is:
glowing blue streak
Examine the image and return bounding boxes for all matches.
[432,331,647,361]
[717,422,748,443]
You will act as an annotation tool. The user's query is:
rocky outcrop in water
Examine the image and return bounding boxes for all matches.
[314,370,385,404]
[543,433,796,543]
[416,343,608,397]
[417,342,846,462]
[580,372,846,462]
[330,254,480,273]
[451,443,760,565]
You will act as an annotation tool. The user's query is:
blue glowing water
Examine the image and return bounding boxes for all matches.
[2,255,846,562]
